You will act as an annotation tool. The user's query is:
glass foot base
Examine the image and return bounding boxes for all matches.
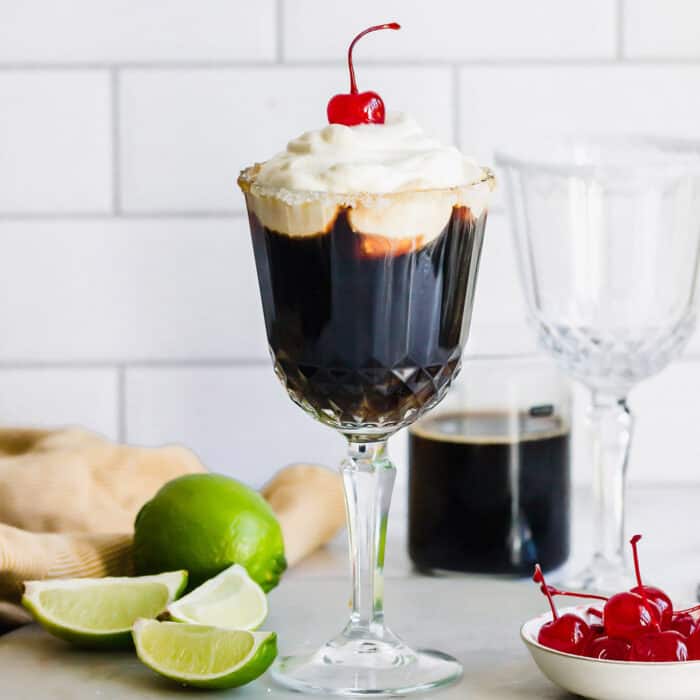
[270,628,463,697]
[562,557,635,594]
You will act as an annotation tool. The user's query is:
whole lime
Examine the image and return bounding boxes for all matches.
[133,474,286,592]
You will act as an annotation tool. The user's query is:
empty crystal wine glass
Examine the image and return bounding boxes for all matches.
[497,137,700,592]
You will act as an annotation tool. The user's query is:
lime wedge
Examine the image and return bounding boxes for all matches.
[22,570,187,649]
[133,619,277,689]
[167,563,267,630]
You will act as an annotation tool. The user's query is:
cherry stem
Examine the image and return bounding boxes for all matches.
[587,607,603,618]
[346,23,400,94]
[548,587,609,603]
[533,565,558,621]
[630,534,644,588]
[675,604,700,616]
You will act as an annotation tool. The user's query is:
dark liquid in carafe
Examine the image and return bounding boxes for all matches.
[408,411,570,575]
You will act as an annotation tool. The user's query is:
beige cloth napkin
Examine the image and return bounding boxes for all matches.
[0,427,345,630]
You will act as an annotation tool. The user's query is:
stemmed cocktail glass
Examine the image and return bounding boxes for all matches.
[497,138,700,592]
[239,168,495,695]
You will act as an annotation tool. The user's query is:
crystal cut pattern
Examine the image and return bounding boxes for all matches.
[247,206,488,435]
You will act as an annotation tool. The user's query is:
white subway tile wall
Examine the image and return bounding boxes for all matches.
[458,65,700,167]
[0,0,277,63]
[282,0,617,61]
[0,368,119,439]
[0,217,266,361]
[124,366,347,488]
[623,0,700,59]
[0,71,112,213]
[119,67,453,212]
[0,0,698,501]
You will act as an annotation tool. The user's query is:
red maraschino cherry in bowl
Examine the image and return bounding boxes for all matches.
[521,535,700,700]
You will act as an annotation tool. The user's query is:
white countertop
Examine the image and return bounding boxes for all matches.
[1,485,699,699]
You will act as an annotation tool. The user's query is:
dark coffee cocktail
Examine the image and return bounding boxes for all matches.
[246,202,488,432]
[238,19,494,688]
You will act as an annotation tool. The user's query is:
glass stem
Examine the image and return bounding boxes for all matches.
[589,391,634,571]
[340,438,395,639]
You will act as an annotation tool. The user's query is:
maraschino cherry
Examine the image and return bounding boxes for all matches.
[602,590,660,640]
[676,604,700,659]
[533,565,591,655]
[590,623,605,636]
[670,613,696,638]
[630,631,688,662]
[629,534,673,628]
[601,535,663,640]
[327,23,400,126]
[686,621,700,660]
[530,533,700,663]
[584,614,632,661]
[586,635,632,661]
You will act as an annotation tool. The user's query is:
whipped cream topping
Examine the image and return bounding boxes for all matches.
[253,113,485,195]
[239,113,494,240]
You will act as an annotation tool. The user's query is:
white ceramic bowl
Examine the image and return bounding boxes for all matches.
[521,606,700,700]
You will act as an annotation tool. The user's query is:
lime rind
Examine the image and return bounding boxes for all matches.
[167,563,268,630]
[132,619,277,689]
[133,473,287,592]
[21,570,188,649]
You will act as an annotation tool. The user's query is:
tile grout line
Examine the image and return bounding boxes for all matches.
[451,64,461,150]
[116,365,126,441]
[275,0,284,63]
[0,358,273,370]
[0,211,248,221]
[3,353,700,371]
[2,58,700,70]
[616,0,625,61]
[110,68,121,215]
[0,206,503,222]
